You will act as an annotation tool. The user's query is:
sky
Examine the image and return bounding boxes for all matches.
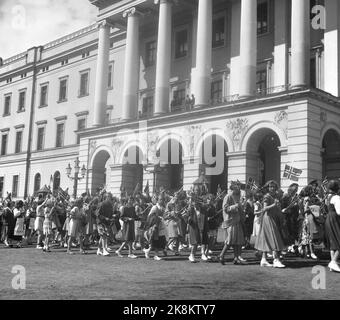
[0,0,98,60]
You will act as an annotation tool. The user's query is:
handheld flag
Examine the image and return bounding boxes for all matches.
[283,165,302,182]
[144,180,150,194]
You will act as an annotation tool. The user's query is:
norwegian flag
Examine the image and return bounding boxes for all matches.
[283,165,302,182]
[321,177,329,193]
[247,177,259,191]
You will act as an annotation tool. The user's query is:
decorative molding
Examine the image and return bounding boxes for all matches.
[147,131,160,163]
[226,118,249,149]
[112,136,125,164]
[97,19,114,29]
[1,127,10,132]
[14,124,25,130]
[89,140,97,161]
[187,125,202,157]
[320,111,327,124]
[36,120,47,126]
[274,110,288,138]
[123,7,137,18]
[55,115,67,122]
[75,111,89,117]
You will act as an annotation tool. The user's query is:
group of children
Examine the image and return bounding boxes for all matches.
[1,178,340,272]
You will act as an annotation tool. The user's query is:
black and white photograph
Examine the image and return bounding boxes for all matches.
[0,0,340,306]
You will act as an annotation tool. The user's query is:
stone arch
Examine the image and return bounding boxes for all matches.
[320,122,340,147]
[156,132,189,159]
[242,123,283,186]
[90,148,113,193]
[322,126,340,180]
[118,140,147,166]
[240,121,286,152]
[90,145,114,168]
[195,128,234,158]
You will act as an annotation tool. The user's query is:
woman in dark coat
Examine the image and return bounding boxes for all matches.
[1,201,13,246]
[116,196,138,259]
[325,180,340,273]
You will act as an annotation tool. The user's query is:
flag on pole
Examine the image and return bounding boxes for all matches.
[144,180,150,194]
[321,177,329,193]
[57,187,69,201]
[247,177,259,190]
[133,183,140,197]
[283,165,302,182]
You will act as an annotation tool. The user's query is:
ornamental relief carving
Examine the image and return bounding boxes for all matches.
[226,118,249,150]
[186,125,202,157]
[89,140,97,160]
[274,110,288,138]
[147,131,160,163]
[111,137,124,164]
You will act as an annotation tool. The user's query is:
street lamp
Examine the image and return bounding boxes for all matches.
[66,157,87,199]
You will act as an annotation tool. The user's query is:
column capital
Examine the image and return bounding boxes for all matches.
[123,7,143,18]
[96,19,114,29]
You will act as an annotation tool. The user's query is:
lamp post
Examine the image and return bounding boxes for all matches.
[66,157,87,199]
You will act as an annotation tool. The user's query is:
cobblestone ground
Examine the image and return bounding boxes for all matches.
[0,243,339,300]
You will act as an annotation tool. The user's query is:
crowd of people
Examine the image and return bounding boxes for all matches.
[0,178,340,273]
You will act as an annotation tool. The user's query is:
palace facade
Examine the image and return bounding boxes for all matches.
[0,0,340,199]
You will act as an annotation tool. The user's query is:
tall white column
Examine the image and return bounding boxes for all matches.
[193,0,212,108]
[324,0,340,96]
[273,0,288,91]
[291,0,310,89]
[154,0,172,116]
[93,20,111,127]
[239,0,257,99]
[122,8,140,121]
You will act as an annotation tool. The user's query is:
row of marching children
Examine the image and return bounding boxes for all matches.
[1,178,340,272]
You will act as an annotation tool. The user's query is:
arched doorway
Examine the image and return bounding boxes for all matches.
[322,129,340,180]
[121,146,144,194]
[34,173,41,193]
[91,150,111,194]
[246,129,281,186]
[53,171,60,192]
[155,139,184,192]
[198,134,228,194]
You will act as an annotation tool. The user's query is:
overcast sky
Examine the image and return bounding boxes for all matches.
[0,0,97,60]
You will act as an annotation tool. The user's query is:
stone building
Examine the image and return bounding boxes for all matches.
[0,0,340,199]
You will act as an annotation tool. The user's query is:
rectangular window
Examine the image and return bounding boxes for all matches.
[15,131,23,154]
[108,64,114,88]
[59,78,68,102]
[175,29,188,59]
[256,69,267,92]
[79,72,89,97]
[56,123,65,148]
[212,17,225,48]
[77,118,86,144]
[12,175,19,198]
[0,176,4,198]
[142,96,154,116]
[257,1,269,35]
[172,89,186,108]
[4,95,11,116]
[18,90,26,112]
[40,84,48,107]
[145,41,157,67]
[1,134,8,156]
[37,127,45,151]
[211,80,223,103]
